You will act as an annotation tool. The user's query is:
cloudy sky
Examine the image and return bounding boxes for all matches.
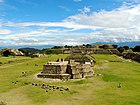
[0,0,140,46]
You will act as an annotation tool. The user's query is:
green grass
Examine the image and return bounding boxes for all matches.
[102,74,128,82]
[0,54,140,105]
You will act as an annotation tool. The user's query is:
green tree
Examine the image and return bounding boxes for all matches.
[133,46,140,52]
[123,46,129,50]
[117,47,125,53]
[86,44,92,48]
[112,45,118,49]
[3,50,11,57]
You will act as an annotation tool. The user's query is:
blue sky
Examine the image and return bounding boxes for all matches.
[0,0,140,46]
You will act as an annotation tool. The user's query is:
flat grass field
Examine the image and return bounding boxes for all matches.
[0,54,140,105]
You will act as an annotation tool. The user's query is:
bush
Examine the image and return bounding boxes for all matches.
[112,45,118,49]
[117,47,125,53]
[3,50,11,57]
[45,49,63,54]
[123,46,129,50]
[102,44,113,49]
[133,46,140,52]
[0,101,7,105]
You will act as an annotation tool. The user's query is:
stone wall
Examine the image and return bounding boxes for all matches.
[123,53,140,63]
[66,63,93,79]
[43,64,67,74]
[63,47,121,55]
[93,49,112,54]
[38,56,94,79]
[63,48,71,54]
[37,74,70,79]
[81,64,93,77]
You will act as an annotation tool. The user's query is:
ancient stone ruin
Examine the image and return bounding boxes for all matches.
[2,48,24,56]
[31,53,45,58]
[63,45,121,55]
[37,54,95,79]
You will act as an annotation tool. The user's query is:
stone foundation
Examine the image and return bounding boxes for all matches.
[37,73,70,79]
[37,57,94,79]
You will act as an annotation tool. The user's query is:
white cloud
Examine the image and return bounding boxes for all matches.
[7,4,140,30]
[78,6,91,14]
[58,6,70,12]
[0,29,11,34]
[64,4,140,43]
[2,3,140,45]
[5,21,98,30]
[66,4,140,29]
[14,0,37,6]
[115,0,140,4]
[0,0,4,2]
[0,28,86,45]
[125,0,140,3]
[73,0,82,2]
[0,3,17,10]
[0,25,11,34]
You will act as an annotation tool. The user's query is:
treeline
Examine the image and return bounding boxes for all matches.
[39,44,140,54]
[0,44,140,56]
[40,48,63,54]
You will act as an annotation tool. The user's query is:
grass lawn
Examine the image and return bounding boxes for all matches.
[0,54,140,105]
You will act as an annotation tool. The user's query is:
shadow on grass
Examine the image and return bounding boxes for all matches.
[73,80,86,84]
[102,74,128,82]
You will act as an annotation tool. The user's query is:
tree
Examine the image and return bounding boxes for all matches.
[133,46,140,52]
[86,44,92,48]
[102,44,109,49]
[82,44,85,46]
[3,50,11,57]
[123,46,129,50]
[18,49,29,55]
[52,46,62,49]
[117,47,125,53]
[45,49,63,54]
[112,45,118,49]
[99,45,103,48]
[102,44,113,49]
[64,45,72,48]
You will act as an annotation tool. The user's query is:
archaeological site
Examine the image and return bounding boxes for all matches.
[37,54,95,79]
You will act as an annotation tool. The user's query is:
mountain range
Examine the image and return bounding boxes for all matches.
[92,41,140,48]
[0,41,139,50]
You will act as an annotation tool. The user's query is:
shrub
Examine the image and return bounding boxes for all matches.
[117,47,125,53]
[0,101,7,105]
[133,46,140,52]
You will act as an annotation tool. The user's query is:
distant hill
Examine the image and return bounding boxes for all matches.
[18,48,39,54]
[0,45,54,50]
[0,41,139,50]
[92,41,140,47]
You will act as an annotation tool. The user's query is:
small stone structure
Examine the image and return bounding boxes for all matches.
[37,55,94,79]
[66,60,94,79]
[31,53,45,58]
[63,46,120,55]
[2,48,24,56]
